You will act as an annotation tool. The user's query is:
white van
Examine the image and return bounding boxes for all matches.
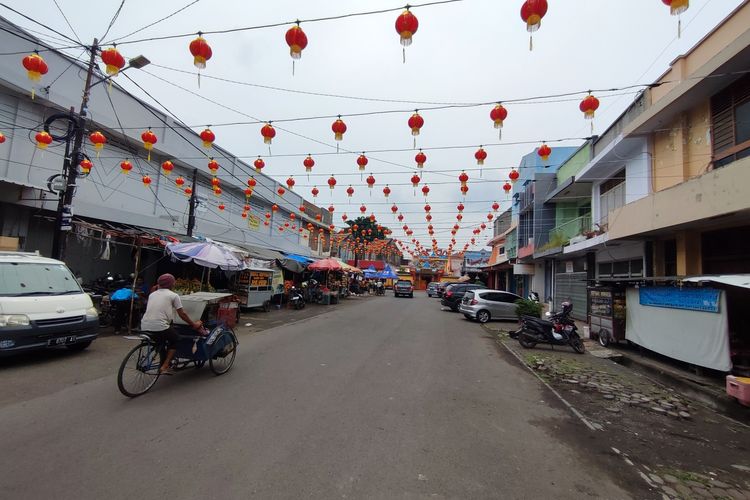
[0,251,99,355]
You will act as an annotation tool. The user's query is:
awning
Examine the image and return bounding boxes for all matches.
[239,245,285,261]
[278,258,306,274]
[284,253,315,264]
[682,274,750,290]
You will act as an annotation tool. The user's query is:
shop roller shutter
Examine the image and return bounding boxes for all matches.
[554,272,588,320]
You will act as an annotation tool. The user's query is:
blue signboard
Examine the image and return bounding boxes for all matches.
[639,287,720,313]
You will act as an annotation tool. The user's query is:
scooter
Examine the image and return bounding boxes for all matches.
[516,302,585,354]
[289,286,306,310]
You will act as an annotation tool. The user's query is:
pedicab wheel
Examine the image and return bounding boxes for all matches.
[117,343,161,397]
[209,331,237,376]
[571,338,586,354]
[598,329,611,348]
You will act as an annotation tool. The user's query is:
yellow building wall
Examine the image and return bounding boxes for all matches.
[652,101,712,192]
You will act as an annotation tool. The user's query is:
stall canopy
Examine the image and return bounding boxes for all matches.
[308,258,343,271]
[285,253,316,264]
[166,241,247,271]
[378,264,399,279]
[338,260,363,274]
[683,274,750,289]
[364,265,378,278]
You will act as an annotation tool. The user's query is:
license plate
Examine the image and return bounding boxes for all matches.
[48,335,77,346]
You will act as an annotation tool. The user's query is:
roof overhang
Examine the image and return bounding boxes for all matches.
[683,274,750,290]
[545,176,592,203]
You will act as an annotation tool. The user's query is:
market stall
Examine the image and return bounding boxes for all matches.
[307,258,347,304]
[587,283,627,347]
[232,266,279,312]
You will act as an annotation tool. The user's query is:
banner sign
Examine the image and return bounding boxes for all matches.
[639,286,720,313]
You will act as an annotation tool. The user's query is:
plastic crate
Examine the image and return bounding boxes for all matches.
[726,375,750,407]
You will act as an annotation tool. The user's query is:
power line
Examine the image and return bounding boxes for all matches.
[100,0,126,42]
[51,0,82,44]
[0,2,81,45]
[106,0,202,43]
[105,0,463,46]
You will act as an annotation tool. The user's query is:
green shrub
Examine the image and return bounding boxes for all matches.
[515,298,542,318]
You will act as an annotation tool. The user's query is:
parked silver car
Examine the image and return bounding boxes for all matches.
[459,290,522,323]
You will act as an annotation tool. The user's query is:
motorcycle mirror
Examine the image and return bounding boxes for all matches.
[545,311,552,317]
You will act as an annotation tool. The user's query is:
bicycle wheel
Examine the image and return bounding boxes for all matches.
[117,342,162,397]
[209,330,237,375]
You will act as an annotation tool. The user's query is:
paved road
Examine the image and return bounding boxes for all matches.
[0,293,631,499]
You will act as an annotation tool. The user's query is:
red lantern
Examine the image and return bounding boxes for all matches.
[346,185,355,198]
[332,117,347,142]
[391,204,398,214]
[80,158,93,174]
[120,160,133,174]
[142,175,152,187]
[200,128,215,148]
[503,181,512,194]
[369,214,376,223]
[89,131,106,156]
[285,24,308,60]
[537,143,551,162]
[580,93,600,120]
[509,168,520,183]
[21,52,48,98]
[424,204,431,213]
[277,187,286,197]
[100,46,125,76]
[184,187,193,196]
[421,185,430,198]
[359,205,367,214]
[460,185,469,196]
[272,204,279,212]
[286,176,295,190]
[189,35,212,69]
[398,214,404,222]
[457,203,464,213]
[242,188,251,198]
[35,131,52,149]
[214,187,222,197]
[260,123,275,145]
[241,211,248,219]
[141,129,157,161]
[408,112,424,136]
[160,160,174,175]
[327,175,337,191]
[254,157,265,172]
[328,205,335,214]
[175,176,185,187]
[357,153,368,172]
[366,174,376,190]
[490,104,508,138]
[520,0,548,50]
[311,186,320,198]
[487,213,494,221]
[303,155,315,173]
[415,150,426,169]
[395,9,419,53]
[383,185,391,198]
[208,159,220,175]
[425,214,432,222]
[456,214,463,221]
[211,177,221,189]
[342,214,348,222]
[458,171,469,187]
[410,174,420,188]
[475,147,487,166]
[218,203,225,211]
[299,205,306,213]
[492,202,500,212]
[290,213,295,220]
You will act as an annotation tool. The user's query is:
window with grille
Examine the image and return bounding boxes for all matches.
[711,74,750,168]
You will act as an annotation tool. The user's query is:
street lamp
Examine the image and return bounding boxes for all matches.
[49,40,149,260]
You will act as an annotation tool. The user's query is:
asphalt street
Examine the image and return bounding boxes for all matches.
[0,293,632,499]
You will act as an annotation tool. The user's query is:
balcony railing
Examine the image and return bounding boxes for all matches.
[549,213,592,244]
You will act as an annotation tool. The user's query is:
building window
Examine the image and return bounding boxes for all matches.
[598,169,625,227]
[711,74,750,168]
[664,239,677,276]
[597,259,644,278]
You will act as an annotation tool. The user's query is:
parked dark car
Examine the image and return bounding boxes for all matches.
[440,283,487,311]
[435,282,449,297]
[426,282,439,297]
[394,279,414,298]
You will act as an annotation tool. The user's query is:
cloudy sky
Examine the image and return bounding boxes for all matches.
[3,0,744,253]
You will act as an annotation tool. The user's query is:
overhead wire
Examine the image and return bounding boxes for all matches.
[106,0,202,43]
[100,0,126,42]
[0,2,81,45]
[104,0,463,46]
[51,0,82,44]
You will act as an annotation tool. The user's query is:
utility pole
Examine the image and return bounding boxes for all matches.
[51,39,99,261]
[186,168,198,237]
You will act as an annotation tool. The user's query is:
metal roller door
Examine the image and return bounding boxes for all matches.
[554,272,588,320]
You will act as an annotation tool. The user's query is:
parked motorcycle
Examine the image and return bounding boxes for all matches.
[289,286,306,310]
[516,302,585,354]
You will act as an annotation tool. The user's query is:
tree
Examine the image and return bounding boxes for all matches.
[344,216,391,267]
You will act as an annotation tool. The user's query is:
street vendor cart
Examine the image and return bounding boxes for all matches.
[587,284,626,347]
[232,267,279,312]
[175,291,239,328]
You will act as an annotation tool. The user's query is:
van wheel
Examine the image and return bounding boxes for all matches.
[598,329,611,347]
[67,341,92,352]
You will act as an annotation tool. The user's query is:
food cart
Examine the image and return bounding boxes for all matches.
[175,291,239,328]
[587,284,626,347]
[232,267,281,312]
